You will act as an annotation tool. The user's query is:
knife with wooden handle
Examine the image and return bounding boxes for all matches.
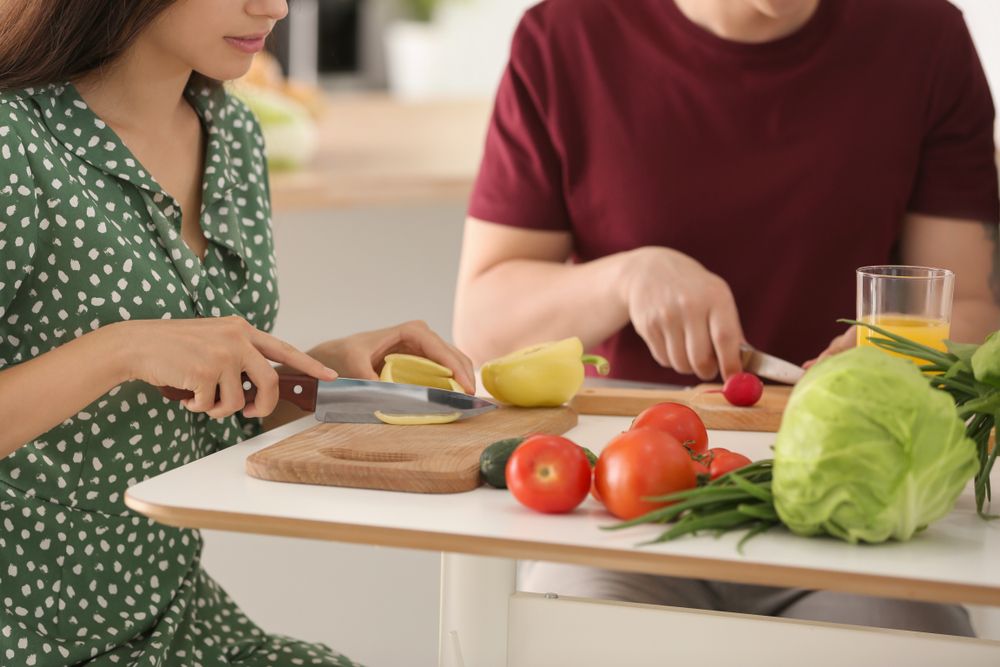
[158,373,497,423]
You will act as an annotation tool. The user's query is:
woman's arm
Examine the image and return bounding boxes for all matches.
[0,323,133,458]
[0,317,336,458]
[453,217,745,380]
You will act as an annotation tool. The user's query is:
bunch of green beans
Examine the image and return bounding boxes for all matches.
[604,460,780,552]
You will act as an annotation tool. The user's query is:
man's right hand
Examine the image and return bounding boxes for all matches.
[619,246,745,380]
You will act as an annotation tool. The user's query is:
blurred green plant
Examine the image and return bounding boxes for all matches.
[400,0,441,22]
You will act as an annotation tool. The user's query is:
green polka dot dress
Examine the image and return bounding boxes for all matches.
[0,83,359,666]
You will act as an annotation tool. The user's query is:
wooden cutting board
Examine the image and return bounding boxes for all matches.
[571,384,792,432]
[246,407,578,494]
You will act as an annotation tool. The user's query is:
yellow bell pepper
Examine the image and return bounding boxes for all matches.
[480,337,610,407]
[380,353,466,393]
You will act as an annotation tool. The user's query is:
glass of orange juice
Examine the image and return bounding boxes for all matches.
[856,265,954,362]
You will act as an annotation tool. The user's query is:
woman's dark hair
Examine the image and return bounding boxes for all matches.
[0,0,178,90]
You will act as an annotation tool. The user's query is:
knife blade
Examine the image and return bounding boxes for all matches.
[159,372,498,423]
[739,344,805,385]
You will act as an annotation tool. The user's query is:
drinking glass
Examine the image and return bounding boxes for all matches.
[856,265,954,361]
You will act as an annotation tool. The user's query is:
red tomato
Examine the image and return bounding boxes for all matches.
[630,402,709,454]
[689,453,711,481]
[506,435,592,513]
[709,449,752,480]
[594,427,697,520]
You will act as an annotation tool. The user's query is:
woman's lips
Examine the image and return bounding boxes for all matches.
[225,35,267,54]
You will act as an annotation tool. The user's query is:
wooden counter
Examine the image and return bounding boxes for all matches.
[268,94,492,212]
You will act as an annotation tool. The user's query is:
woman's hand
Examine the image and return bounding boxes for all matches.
[803,326,856,369]
[620,247,745,380]
[309,320,476,393]
[122,316,337,419]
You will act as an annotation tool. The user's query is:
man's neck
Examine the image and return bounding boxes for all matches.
[672,0,821,44]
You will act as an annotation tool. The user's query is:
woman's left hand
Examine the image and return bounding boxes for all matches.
[803,326,856,369]
[310,320,476,393]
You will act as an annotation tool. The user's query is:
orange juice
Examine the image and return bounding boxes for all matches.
[857,314,950,362]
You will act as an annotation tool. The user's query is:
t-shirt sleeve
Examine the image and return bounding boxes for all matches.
[468,13,571,231]
[0,127,39,324]
[907,10,1000,223]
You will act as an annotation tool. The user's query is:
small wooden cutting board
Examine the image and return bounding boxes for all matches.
[571,384,792,432]
[246,407,578,494]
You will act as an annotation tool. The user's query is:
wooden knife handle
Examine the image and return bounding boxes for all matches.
[158,372,319,412]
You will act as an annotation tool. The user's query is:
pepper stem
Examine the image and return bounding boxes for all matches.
[582,354,611,376]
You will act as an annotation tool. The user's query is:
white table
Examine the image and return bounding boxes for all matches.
[126,415,1000,666]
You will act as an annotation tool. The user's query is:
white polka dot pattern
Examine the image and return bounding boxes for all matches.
[0,83,359,665]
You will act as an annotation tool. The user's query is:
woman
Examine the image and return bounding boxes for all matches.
[0,1,473,664]
[454,0,997,636]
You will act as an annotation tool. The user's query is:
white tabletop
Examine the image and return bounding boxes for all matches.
[125,415,1000,606]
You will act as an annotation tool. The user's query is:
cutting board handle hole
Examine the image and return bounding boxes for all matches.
[323,448,419,464]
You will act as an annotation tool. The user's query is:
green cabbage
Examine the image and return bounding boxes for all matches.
[773,347,977,544]
[972,332,1000,388]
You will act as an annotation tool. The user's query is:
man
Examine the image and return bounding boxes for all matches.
[453,0,999,635]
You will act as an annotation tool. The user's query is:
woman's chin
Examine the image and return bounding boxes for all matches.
[194,57,255,83]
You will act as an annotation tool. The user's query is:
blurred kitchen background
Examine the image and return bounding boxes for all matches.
[205,1,1000,665]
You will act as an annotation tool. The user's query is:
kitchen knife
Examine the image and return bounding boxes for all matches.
[739,344,805,385]
[159,373,498,424]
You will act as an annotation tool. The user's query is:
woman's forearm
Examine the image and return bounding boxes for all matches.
[0,323,133,458]
[454,251,633,364]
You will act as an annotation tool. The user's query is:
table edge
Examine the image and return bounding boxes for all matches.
[124,491,1000,607]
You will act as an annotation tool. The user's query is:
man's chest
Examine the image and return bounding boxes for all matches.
[557,61,925,262]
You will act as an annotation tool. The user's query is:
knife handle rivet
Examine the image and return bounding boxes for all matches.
[242,380,252,391]
[293,384,303,395]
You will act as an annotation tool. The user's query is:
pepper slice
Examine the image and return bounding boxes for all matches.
[480,337,610,407]
[380,353,466,393]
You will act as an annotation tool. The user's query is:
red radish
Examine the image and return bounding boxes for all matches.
[721,372,763,407]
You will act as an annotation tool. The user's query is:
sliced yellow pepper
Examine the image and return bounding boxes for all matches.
[373,410,461,425]
[380,353,466,393]
[480,337,610,407]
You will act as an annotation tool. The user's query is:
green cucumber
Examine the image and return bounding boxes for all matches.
[480,437,598,489]
[480,437,525,488]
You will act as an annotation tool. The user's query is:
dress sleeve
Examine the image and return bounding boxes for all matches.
[467,12,572,231]
[907,10,1000,224]
[0,125,39,323]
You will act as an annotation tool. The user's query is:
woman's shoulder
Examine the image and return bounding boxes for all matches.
[0,88,52,190]
[0,86,53,138]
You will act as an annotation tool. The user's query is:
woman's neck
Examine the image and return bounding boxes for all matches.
[672,0,820,43]
[73,37,194,135]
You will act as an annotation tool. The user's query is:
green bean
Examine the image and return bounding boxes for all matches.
[737,521,776,554]
[737,502,778,521]
[728,473,774,502]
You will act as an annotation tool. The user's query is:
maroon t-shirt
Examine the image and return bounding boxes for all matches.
[468,0,1000,385]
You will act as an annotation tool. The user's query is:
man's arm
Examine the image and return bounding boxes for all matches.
[453,217,746,379]
[452,217,632,365]
[900,212,1000,343]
